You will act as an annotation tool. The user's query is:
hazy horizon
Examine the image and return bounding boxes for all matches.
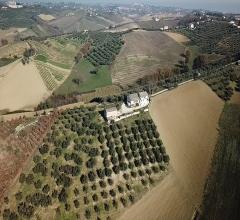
[20,0,240,13]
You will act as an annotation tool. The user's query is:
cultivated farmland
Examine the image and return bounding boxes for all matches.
[34,61,69,91]
[0,42,28,59]
[0,62,49,112]
[111,30,185,86]
[1,108,169,220]
[32,37,80,69]
[120,81,223,220]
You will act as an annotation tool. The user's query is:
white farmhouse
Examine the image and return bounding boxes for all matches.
[189,23,195,29]
[8,1,23,8]
[126,93,140,107]
[104,107,119,121]
[139,91,149,107]
[163,26,169,31]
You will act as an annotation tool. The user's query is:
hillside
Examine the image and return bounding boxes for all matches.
[111,30,186,87]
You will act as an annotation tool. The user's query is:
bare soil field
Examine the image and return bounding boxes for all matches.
[49,15,109,33]
[0,61,49,112]
[111,30,185,86]
[38,14,56,22]
[119,80,224,220]
[105,22,139,33]
[0,41,28,58]
[0,28,27,45]
[230,92,240,105]
[163,31,190,44]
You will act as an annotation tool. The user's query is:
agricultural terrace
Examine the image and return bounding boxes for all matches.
[123,80,223,220]
[56,59,112,95]
[34,61,70,91]
[111,30,185,86]
[201,104,240,220]
[1,108,169,220]
[179,21,240,56]
[32,37,82,69]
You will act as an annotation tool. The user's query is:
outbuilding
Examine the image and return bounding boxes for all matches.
[126,93,140,107]
[139,91,150,107]
[104,107,119,121]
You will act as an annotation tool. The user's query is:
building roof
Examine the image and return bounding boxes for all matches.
[127,93,139,103]
[105,107,118,113]
[139,91,148,99]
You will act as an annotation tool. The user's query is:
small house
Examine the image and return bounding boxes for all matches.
[127,93,140,107]
[139,91,150,107]
[189,23,195,29]
[104,107,119,121]
[163,26,169,31]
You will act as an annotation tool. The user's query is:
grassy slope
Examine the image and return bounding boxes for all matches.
[201,103,240,220]
[56,59,112,95]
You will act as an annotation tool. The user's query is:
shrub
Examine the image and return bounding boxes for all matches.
[74,200,80,208]
[99,180,107,188]
[39,144,49,155]
[101,190,108,199]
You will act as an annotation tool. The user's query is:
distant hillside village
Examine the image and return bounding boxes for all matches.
[105,91,150,122]
[1,1,23,9]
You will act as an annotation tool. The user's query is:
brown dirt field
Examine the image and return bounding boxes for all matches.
[0,61,50,112]
[0,41,27,58]
[163,31,190,44]
[105,22,139,33]
[111,30,185,86]
[119,80,224,220]
[38,14,56,22]
[230,92,240,105]
[0,28,27,45]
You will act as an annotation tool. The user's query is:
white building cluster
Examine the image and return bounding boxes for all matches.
[105,91,150,121]
[126,91,149,107]
[7,1,23,8]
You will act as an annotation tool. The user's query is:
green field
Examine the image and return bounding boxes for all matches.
[200,104,240,220]
[35,54,48,63]
[56,59,112,95]
[32,37,82,70]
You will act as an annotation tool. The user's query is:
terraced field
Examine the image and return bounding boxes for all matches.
[111,31,185,87]
[35,61,69,91]
[32,38,81,69]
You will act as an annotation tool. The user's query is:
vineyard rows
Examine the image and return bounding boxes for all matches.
[36,62,57,91]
